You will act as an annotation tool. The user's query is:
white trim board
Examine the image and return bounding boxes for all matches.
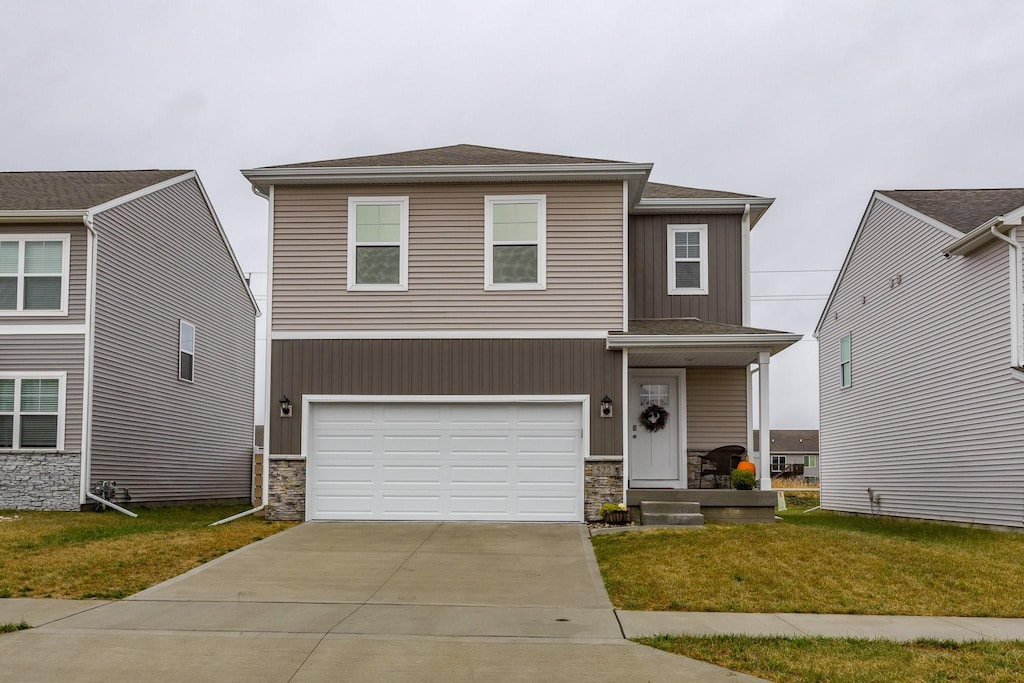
[0,324,86,335]
[271,329,610,340]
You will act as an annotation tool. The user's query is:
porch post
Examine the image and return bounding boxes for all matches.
[758,350,772,491]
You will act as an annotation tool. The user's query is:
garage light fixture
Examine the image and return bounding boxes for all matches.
[600,395,614,418]
[279,395,293,418]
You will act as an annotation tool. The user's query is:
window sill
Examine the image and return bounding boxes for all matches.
[667,288,708,296]
[485,283,546,292]
[0,310,69,317]
[347,284,408,292]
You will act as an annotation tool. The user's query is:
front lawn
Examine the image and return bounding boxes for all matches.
[0,506,295,599]
[592,509,1024,616]
[638,635,1024,683]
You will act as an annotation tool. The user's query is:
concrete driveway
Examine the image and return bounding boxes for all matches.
[0,522,760,682]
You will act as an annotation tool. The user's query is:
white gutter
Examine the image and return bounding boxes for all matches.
[635,197,774,212]
[0,210,86,223]
[241,162,653,183]
[986,224,1023,367]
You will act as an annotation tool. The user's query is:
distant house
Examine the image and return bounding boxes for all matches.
[752,429,819,483]
[0,171,258,511]
[816,188,1024,530]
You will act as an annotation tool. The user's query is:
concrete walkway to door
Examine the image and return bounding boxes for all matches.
[0,522,762,682]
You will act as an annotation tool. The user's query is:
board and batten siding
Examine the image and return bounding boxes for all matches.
[271,182,624,331]
[629,213,742,324]
[0,224,88,324]
[90,177,255,503]
[269,338,621,457]
[0,335,84,451]
[818,198,1024,529]
[686,367,748,449]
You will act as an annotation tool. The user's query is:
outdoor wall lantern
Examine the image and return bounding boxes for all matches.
[600,395,614,418]
[279,395,293,418]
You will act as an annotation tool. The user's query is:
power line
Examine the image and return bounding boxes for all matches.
[751,295,829,301]
[751,269,839,274]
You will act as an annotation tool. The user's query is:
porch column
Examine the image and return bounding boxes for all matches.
[758,350,772,491]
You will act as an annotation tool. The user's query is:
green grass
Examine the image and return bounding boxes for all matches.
[0,621,30,634]
[637,635,1024,683]
[0,506,295,599]
[592,509,1024,616]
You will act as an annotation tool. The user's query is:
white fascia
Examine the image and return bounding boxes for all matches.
[0,210,86,223]
[606,333,802,350]
[635,196,773,216]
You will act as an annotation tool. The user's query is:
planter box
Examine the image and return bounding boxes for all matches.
[603,510,630,524]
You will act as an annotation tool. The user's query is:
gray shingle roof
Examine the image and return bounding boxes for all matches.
[879,189,1024,233]
[753,429,819,453]
[264,144,625,169]
[614,318,792,336]
[641,181,764,201]
[0,170,188,211]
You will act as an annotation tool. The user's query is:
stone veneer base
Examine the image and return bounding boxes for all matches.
[0,451,81,511]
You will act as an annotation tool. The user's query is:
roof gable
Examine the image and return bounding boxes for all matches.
[0,170,189,211]
[264,144,624,169]
[878,189,1024,233]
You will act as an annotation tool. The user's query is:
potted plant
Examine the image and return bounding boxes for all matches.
[600,502,630,524]
[731,469,756,490]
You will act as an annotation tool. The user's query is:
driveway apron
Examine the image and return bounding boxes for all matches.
[0,522,762,682]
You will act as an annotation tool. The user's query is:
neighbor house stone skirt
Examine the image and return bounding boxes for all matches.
[266,456,624,522]
[0,451,81,511]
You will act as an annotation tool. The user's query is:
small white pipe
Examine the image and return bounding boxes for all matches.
[85,491,138,517]
[209,504,266,526]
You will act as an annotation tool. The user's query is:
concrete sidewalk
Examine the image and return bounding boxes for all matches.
[619,610,1024,642]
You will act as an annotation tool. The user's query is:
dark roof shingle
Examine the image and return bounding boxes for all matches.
[615,318,792,336]
[641,181,764,201]
[265,144,624,169]
[0,170,188,211]
[879,189,1024,233]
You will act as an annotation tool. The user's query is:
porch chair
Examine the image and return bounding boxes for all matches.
[698,445,747,488]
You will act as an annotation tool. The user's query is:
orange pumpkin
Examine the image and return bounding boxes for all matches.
[736,460,756,475]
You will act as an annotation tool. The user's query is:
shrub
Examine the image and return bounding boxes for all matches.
[731,469,756,490]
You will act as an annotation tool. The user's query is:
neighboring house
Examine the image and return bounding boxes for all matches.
[242,144,800,522]
[753,429,819,483]
[0,171,258,511]
[816,188,1024,530]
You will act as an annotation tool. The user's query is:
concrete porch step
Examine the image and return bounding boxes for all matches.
[639,501,704,527]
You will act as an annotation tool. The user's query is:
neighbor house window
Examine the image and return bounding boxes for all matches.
[347,197,409,291]
[485,195,546,290]
[0,235,70,314]
[179,320,195,382]
[771,455,787,473]
[0,374,65,450]
[804,455,817,468]
[667,224,708,295]
[840,334,852,387]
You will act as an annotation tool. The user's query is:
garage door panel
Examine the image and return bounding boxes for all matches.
[309,401,583,521]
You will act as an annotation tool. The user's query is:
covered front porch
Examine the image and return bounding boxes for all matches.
[607,318,801,521]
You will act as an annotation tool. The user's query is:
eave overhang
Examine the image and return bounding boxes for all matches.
[632,196,775,227]
[944,206,1024,256]
[607,332,802,366]
[242,162,655,206]
[0,210,87,223]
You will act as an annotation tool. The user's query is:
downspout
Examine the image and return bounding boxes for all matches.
[988,224,1023,367]
[741,204,754,462]
[81,213,137,518]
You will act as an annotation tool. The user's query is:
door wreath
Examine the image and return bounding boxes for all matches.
[639,404,670,432]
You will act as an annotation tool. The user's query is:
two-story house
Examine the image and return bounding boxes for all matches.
[243,145,800,522]
[817,188,1024,530]
[0,171,258,511]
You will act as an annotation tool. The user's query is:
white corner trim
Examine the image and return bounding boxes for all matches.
[270,329,609,340]
[346,196,410,292]
[741,204,751,326]
[263,185,275,508]
[622,180,629,332]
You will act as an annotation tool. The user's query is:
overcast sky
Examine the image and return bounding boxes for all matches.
[4,0,1022,428]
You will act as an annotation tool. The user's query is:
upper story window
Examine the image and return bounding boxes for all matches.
[0,374,65,450]
[667,224,708,295]
[840,333,852,388]
[0,235,70,315]
[484,195,546,291]
[347,197,409,291]
[179,320,195,382]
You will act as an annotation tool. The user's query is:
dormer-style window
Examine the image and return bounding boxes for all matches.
[485,195,546,291]
[0,235,71,315]
[347,197,409,291]
[667,224,708,295]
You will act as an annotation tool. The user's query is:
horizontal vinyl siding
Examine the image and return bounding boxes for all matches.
[0,335,84,451]
[818,199,1024,528]
[0,224,87,324]
[271,182,624,331]
[269,338,621,457]
[90,178,255,503]
[686,367,748,449]
[629,213,742,324]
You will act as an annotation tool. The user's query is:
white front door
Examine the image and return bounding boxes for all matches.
[628,371,685,488]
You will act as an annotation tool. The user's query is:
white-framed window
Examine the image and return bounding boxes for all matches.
[0,373,66,451]
[840,333,852,388]
[667,224,708,295]
[0,234,71,316]
[771,455,787,473]
[347,196,409,291]
[804,455,817,468]
[484,195,546,291]
[179,320,195,382]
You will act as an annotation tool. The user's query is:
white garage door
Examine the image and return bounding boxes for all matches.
[308,400,584,521]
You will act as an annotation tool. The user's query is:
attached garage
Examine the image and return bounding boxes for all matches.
[305,397,587,521]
